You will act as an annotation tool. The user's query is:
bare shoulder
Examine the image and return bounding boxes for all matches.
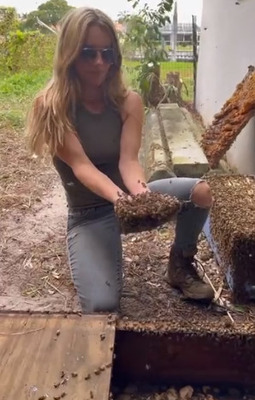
[121,90,144,122]
[124,90,143,109]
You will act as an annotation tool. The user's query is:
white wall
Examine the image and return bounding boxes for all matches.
[196,0,255,173]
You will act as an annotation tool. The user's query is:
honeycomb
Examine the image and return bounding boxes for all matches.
[201,66,255,168]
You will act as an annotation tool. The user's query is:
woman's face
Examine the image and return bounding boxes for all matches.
[74,24,114,88]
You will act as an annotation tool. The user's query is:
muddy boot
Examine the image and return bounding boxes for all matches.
[165,246,214,301]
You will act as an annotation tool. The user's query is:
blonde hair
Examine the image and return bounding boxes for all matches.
[26,7,128,156]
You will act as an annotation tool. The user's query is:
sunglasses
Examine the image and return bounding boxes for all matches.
[80,47,115,64]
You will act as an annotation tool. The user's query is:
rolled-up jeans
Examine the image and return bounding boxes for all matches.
[67,178,209,313]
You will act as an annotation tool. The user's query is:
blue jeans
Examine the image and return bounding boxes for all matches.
[67,178,209,313]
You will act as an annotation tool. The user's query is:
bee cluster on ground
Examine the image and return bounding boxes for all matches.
[207,174,255,303]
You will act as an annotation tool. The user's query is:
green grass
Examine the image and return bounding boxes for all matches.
[0,70,51,129]
[123,59,194,102]
[0,60,194,130]
[123,59,193,77]
[160,61,194,102]
[165,44,193,51]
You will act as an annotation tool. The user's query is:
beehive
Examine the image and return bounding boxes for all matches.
[207,174,255,302]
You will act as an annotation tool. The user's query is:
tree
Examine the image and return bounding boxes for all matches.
[122,0,174,106]
[128,0,173,27]
[0,7,20,36]
[124,0,173,60]
[121,13,166,61]
[21,0,74,32]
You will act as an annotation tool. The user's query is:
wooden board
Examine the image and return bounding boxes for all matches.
[0,313,115,400]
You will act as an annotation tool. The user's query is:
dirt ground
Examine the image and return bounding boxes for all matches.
[2,127,255,398]
[1,127,255,332]
[0,128,78,312]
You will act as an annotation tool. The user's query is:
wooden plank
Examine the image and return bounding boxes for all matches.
[0,314,115,400]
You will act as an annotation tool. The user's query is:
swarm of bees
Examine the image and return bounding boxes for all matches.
[114,191,180,234]
[207,174,255,302]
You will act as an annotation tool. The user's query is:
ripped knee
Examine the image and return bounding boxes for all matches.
[190,180,213,208]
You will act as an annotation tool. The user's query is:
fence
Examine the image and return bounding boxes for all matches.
[122,16,199,107]
[159,15,199,106]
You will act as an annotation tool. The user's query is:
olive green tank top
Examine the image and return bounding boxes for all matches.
[53,104,127,208]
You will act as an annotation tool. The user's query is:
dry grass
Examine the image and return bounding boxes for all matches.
[0,128,54,217]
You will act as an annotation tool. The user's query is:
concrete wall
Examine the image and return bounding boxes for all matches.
[196,0,255,174]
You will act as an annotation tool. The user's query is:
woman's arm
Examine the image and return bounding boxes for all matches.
[57,131,125,204]
[119,91,150,195]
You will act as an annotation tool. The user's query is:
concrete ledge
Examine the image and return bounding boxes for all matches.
[143,104,210,180]
[159,104,209,177]
[143,111,174,182]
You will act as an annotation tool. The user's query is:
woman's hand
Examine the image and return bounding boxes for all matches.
[129,179,151,196]
[113,191,132,206]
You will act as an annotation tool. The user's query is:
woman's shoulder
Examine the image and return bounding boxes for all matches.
[124,89,143,106]
[121,90,143,120]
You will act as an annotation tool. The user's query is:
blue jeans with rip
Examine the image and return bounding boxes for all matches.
[67,178,209,313]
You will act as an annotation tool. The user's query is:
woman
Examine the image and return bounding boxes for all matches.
[27,7,214,313]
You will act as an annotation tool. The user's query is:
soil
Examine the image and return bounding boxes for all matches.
[119,227,255,336]
[0,127,78,313]
[2,127,255,399]
[1,126,255,336]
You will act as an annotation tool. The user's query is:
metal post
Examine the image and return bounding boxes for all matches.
[192,15,198,108]
[171,1,178,61]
